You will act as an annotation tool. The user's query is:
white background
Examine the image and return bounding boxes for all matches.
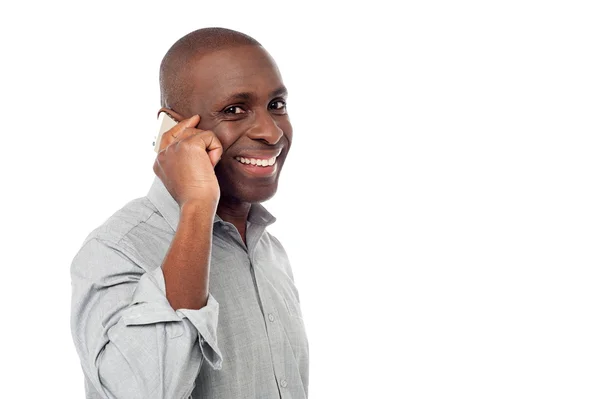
[1,1,599,398]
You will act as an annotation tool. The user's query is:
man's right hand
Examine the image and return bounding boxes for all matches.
[153,114,223,208]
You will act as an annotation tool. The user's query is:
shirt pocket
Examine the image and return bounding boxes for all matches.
[281,296,309,360]
[283,295,304,320]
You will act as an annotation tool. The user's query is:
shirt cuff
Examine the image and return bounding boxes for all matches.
[121,266,223,370]
[178,295,223,370]
[121,267,180,325]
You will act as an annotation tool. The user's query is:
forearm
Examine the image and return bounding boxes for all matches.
[162,200,217,310]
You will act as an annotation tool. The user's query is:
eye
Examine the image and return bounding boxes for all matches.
[269,100,287,112]
[223,106,246,114]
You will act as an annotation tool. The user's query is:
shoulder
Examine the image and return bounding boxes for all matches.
[81,196,167,245]
[263,230,285,251]
[72,196,173,274]
[261,229,289,260]
[262,230,296,280]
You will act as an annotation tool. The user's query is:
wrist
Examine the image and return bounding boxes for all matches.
[180,199,218,220]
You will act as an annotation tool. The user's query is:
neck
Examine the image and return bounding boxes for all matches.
[216,196,252,243]
[217,197,251,224]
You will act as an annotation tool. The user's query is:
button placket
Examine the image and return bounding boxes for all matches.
[250,234,291,396]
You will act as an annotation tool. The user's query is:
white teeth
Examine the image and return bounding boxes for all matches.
[235,156,277,167]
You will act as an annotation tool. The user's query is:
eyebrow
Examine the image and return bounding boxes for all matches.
[219,86,288,105]
[270,86,288,98]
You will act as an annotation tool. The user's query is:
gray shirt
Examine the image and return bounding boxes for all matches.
[70,176,309,399]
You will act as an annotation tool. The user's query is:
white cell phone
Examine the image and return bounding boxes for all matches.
[153,111,179,153]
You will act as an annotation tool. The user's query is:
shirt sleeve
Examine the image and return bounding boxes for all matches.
[70,237,223,399]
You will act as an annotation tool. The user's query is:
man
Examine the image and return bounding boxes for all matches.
[70,27,309,399]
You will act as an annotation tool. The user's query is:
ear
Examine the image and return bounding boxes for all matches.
[156,107,184,123]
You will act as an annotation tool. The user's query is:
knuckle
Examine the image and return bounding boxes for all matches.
[203,131,220,144]
[206,130,218,139]
[181,127,197,136]
[189,140,206,151]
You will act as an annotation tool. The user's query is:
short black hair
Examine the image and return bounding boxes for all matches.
[159,27,261,111]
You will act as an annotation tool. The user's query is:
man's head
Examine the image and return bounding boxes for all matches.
[159,27,292,204]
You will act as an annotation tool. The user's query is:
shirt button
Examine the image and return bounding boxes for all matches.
[280,379,287,388]
[268,313,275,322]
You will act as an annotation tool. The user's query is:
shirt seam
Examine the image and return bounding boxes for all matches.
[88,236,143,271]
[115,210,156,247]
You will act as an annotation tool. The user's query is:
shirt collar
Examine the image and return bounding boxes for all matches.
[146,175,276,232]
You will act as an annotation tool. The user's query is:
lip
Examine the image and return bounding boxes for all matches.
[233,157,279,177]
[234,149,282,159]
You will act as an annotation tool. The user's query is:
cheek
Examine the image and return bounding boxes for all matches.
[280,120,293,145]
[285,131,293,149]
[212,125,244,153]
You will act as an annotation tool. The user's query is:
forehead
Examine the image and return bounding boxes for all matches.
[186,45,284,103]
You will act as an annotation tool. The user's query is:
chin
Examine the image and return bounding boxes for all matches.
[220,181,279,204]
[216,160,284,204]
[241,184,278,203]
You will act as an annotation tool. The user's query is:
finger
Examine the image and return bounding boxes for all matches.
[203,133,223,167]
[176,130,223,167]
[168,126,206,145]
[158,114,201,153]
[176,114,200,131]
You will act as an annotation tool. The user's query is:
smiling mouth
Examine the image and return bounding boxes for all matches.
[234,156,277,167]
[233,155,279,177]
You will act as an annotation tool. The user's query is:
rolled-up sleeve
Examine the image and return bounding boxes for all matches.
[70,237,222,399]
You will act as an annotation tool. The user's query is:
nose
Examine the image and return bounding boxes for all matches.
[246,109,284,145]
